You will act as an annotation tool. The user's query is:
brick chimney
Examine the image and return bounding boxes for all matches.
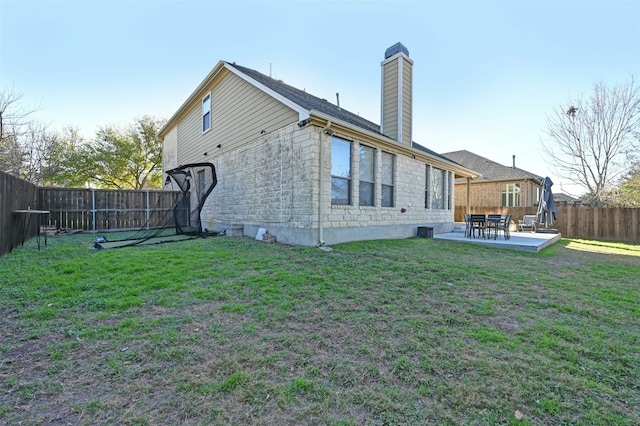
[381,42,413,145]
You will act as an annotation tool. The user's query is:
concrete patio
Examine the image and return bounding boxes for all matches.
[433,223,562,252]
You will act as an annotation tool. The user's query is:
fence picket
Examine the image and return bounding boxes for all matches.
[33,187,181,233]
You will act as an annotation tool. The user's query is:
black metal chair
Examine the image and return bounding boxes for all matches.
[469,214,487,238]
[463,214,472,238]
[486,214,501,239]
[493,214,512,240]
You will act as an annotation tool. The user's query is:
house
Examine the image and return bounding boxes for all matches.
[442,150,542,208]
[553,192,580,205]
[159,43,479,246]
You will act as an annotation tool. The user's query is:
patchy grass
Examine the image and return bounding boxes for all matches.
[0,234,638,425]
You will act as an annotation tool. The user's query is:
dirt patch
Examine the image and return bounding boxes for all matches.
[3,337,59,362]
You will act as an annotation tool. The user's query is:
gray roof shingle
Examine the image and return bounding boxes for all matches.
[229,62,458,165]
[228,63,381,134]
[443,150,543,183]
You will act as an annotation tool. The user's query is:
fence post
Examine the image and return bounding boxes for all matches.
[92,188,96,234]
[146,190,150,230]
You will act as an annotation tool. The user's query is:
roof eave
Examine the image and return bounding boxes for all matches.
[225,63,309,122]
[159,61,311,138]
[159,60,227,138]
[309,110,480,179]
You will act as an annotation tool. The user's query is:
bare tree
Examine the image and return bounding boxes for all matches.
[0,87,42,177]
[542,76,640,206]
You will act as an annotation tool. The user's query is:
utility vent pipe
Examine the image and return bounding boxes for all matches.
[512,155,516,169]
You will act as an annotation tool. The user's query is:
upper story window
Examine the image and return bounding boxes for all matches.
[359,145,375,206]
[381,152,395,207]
[331,137,351,205]
[502,183,521,207]
[202,93,211,133]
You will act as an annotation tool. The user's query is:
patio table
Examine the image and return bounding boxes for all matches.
[12,209,50,250]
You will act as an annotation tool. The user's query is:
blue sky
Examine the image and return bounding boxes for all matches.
[2,0,639,196]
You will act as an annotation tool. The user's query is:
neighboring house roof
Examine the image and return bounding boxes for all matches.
[443,150,543,183]
[554,192,579,203]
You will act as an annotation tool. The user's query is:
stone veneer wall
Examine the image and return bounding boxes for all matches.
[325,151,454,245]
[201,123,319,244]
[201,123,455,246]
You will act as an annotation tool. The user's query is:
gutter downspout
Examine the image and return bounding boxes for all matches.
[319,120,332,246]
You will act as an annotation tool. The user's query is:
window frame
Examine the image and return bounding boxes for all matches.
[381,151,395,208]
[202,92,211,134]
[359,144,376,207]
[425,165,430,209]
[501,182,521,207]
[331,137,352,206]
[430,166,446,210]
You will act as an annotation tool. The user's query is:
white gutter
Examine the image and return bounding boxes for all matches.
[309,110,479,179]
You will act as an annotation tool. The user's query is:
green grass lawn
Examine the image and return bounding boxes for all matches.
[1,233,638,425]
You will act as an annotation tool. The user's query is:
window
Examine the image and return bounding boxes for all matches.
[381,152,394,207]
[430,167,445,209]
[202,93,211,133]
[331,137,351,205]
[502,183,521,207]
[425,166,430,208]
[359,145,375,206]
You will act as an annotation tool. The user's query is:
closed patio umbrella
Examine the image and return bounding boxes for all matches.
[536,177,558,231]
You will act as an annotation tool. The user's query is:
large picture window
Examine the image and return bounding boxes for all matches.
[502,183,521,207]
[359,145,375,206]
[202,93,211,133]
[331,137,351,205]
[381,152,394,207]
[430,167,445,209]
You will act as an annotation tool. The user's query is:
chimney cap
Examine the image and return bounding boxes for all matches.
[385,42,409,59]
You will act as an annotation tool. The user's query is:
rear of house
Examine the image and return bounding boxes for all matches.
[160,43,478,246]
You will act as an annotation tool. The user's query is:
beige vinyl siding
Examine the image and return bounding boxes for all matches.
[176,72,298,165]
[401,58,412,145]
[382,63,399,141]
[162,125,178,172]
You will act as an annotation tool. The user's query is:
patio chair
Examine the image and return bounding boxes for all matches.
[486,214,501,239]
[494,214,512,240]
[469,214,487,238]
[517,215,537,232]
[463,214,472,238]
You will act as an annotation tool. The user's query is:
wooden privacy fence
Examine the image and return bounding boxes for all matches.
[39,188,182,233]
[455,206,640,244]
[0,171,40,257]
